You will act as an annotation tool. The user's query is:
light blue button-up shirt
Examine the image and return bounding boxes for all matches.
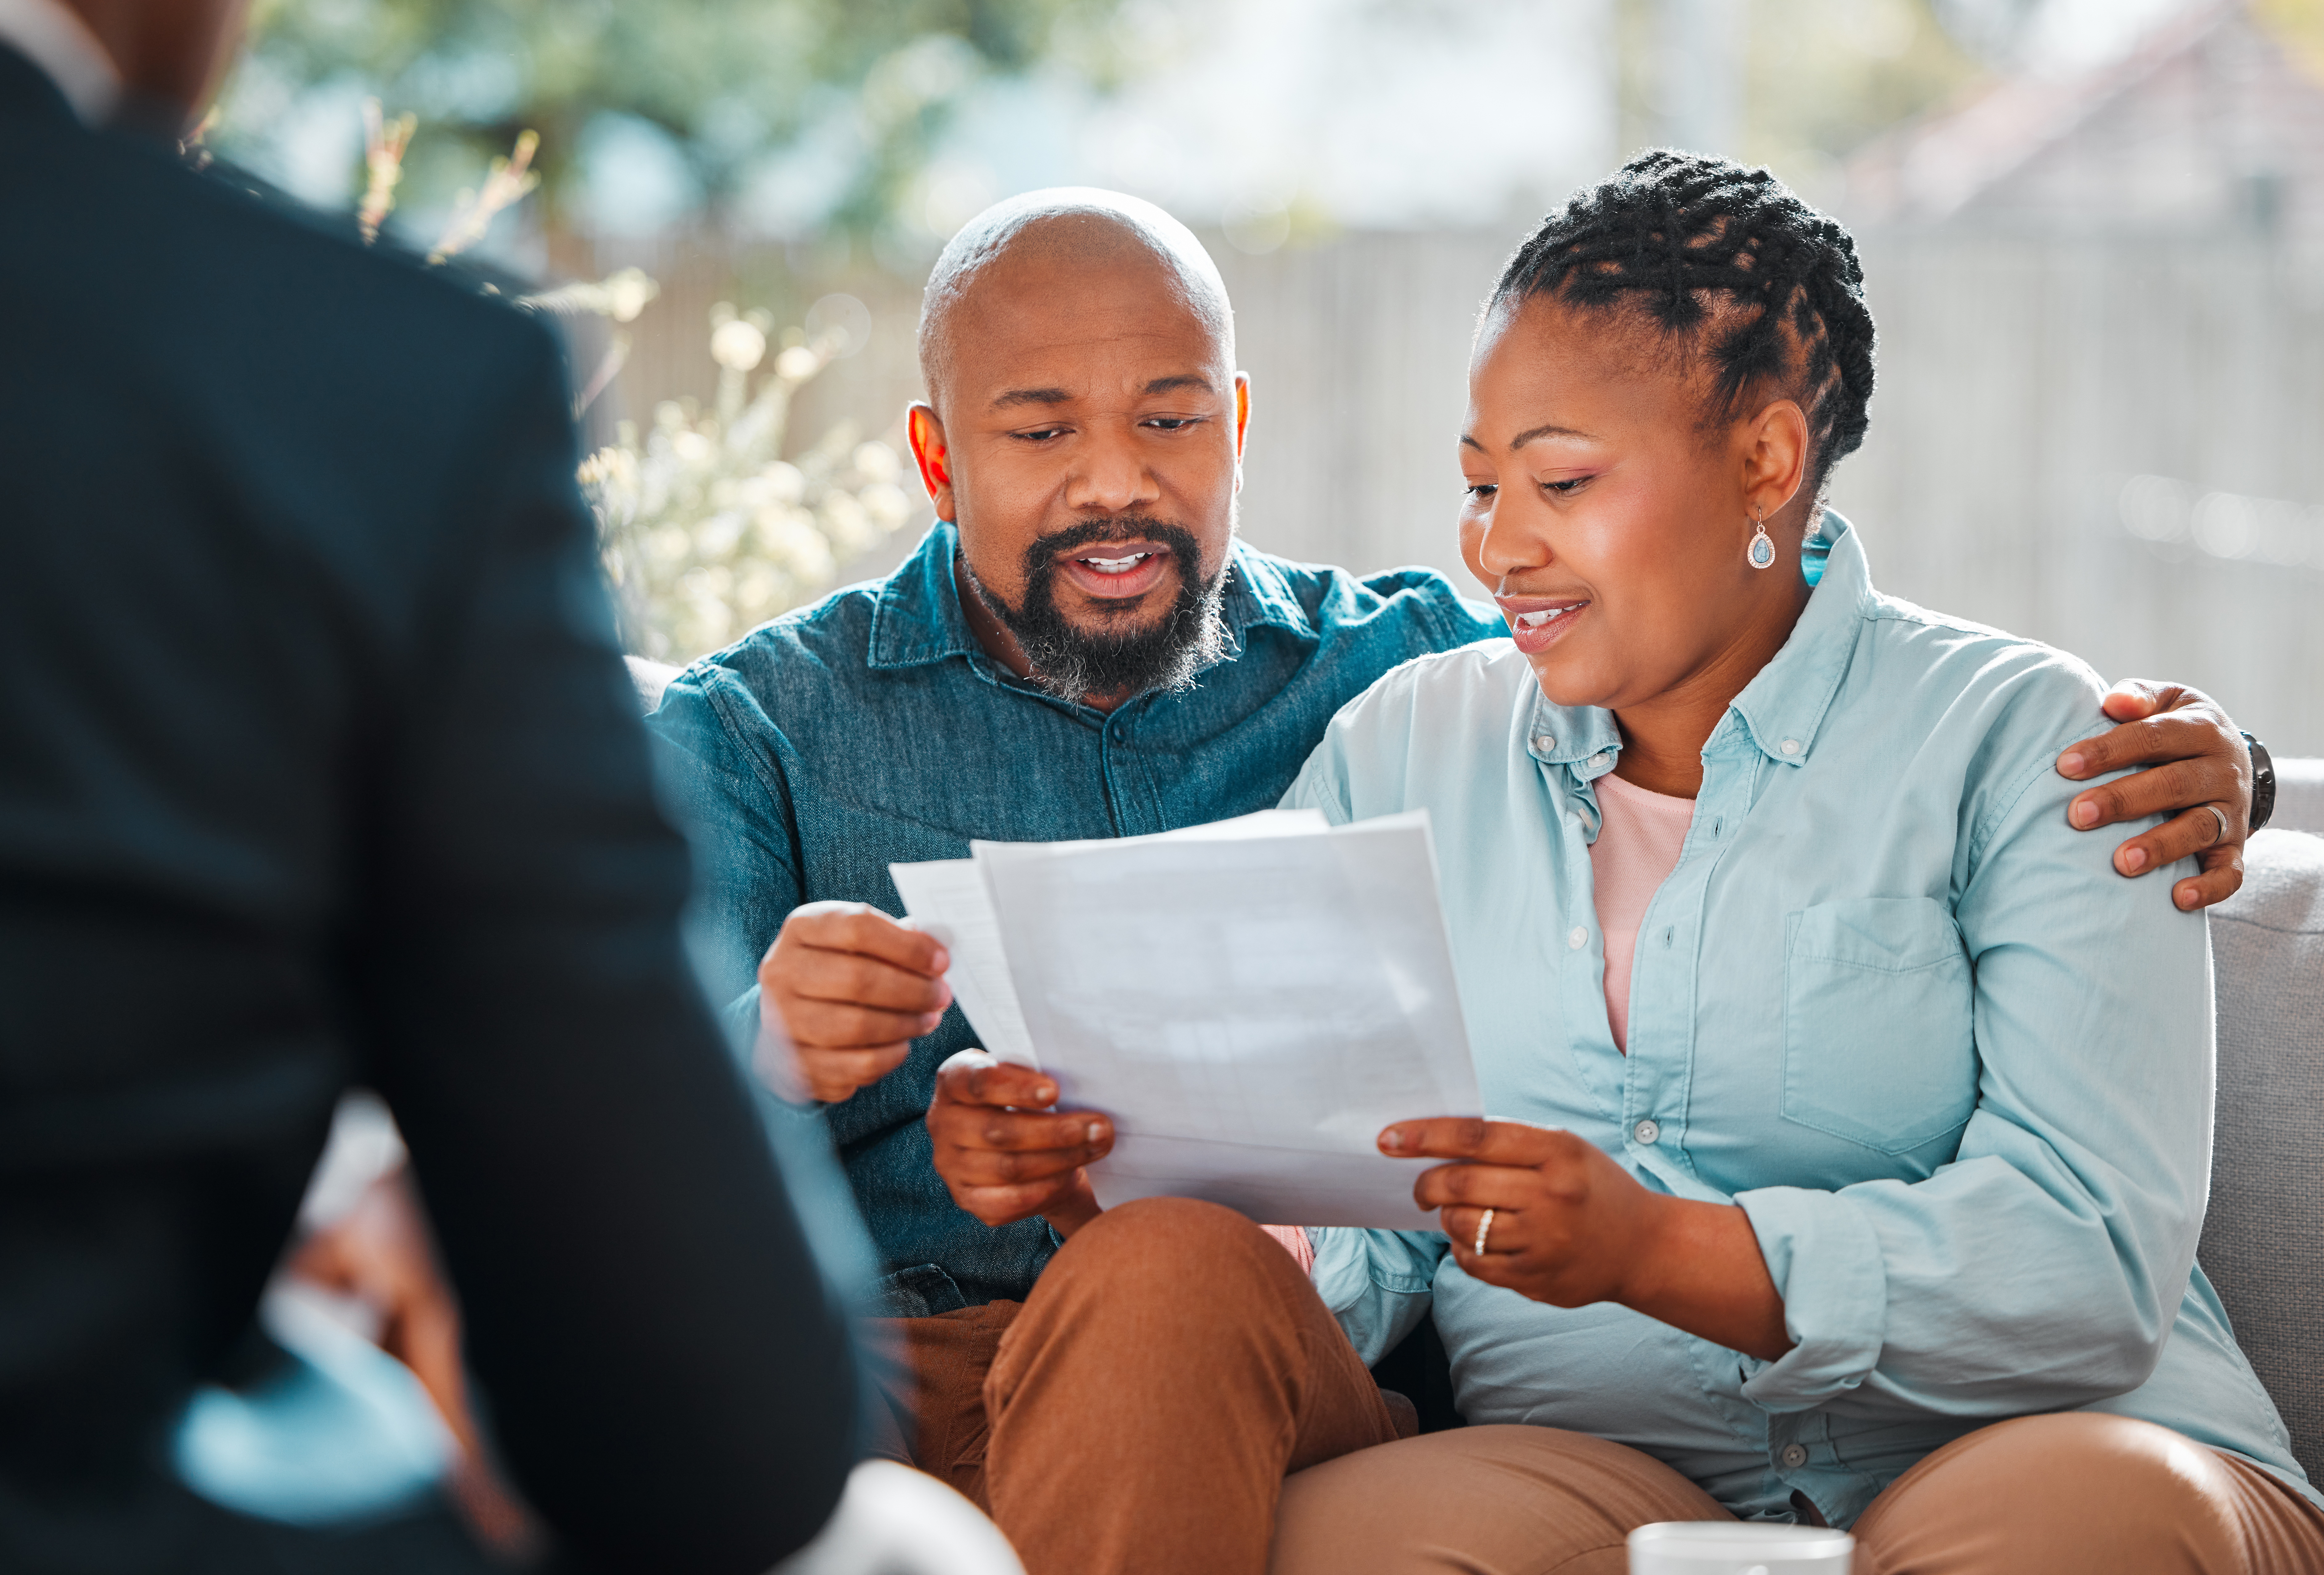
[1282,514,2314,1526]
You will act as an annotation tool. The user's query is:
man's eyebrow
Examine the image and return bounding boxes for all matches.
[991,387,1074,410]
[1143,374,1214,395]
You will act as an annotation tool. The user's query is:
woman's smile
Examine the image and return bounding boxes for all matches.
[1495,594,1590,654]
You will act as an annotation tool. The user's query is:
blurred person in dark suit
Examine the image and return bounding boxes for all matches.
[0,2,865,1570]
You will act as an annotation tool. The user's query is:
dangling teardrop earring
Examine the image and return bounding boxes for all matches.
[1746,506,1776,570]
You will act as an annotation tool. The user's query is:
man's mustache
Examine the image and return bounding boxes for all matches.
[969,512,1229,705]
[1025,517,1198,575]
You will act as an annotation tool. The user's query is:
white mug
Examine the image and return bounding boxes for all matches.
[1628,1521,1853,1575]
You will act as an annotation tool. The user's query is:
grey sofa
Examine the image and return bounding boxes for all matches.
[639,643,2322,1483]
[2204,763,2324,1481]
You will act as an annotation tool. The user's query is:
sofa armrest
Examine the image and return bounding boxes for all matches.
[2273,757,2324,836]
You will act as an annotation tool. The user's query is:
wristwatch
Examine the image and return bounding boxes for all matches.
[2244,731,2276,833]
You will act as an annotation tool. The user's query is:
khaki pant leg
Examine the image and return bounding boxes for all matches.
[863,1302,1022,1508]
[1270,1424,1732,1575]
[2210,1447,2324,1573]
[982,1198,1400,1575]
[1851,1412,2324,1575]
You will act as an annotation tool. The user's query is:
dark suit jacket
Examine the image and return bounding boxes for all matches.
[0,48,856,1573]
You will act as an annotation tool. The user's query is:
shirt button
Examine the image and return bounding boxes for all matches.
[1533,734,1558,755]
[1634,1118,1661,1146]
[1780,1443,1810,1470]
[1587,751,1610,770]
[1781,738,1803,756]
[1567,926,1589,950]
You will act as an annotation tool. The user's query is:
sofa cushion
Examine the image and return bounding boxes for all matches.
[2200,828,2324,1482]
[2274,757,2324,836]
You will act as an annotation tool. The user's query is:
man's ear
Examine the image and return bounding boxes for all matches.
[1232,373,1251,493]
[907,403,957,523]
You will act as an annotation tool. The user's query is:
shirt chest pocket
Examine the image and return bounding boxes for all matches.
[1782,897,1977,1155]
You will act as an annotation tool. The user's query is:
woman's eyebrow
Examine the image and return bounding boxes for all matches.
[1508,421,1593,449]
[1459,423,1595,454]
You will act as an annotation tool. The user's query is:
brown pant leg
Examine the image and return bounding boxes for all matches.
[1852,1413,2324,1575]
[981,1198,1401,1575]
[1270,1424,1730,1575]
[863,1302,1023,1508]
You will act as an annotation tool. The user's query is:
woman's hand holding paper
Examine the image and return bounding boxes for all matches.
[1383,1118,1794,1364]
[930,1051,1113,1238]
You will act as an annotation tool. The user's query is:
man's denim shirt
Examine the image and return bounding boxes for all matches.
[647,521,1501,1314]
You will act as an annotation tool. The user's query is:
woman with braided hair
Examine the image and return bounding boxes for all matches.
[1262,152,2324,1571]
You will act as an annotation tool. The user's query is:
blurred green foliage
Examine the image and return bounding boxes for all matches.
[227,0,1125,237]
[1741,0,1983,173]
[1611,0,1987,184]
[2256,0,2324,78]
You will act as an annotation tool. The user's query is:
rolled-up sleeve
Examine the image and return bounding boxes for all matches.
[1732,1187,1888,1411]
[1736,748,2213,1419]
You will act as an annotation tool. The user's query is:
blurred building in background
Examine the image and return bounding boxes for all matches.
[1840,1,2324,758]
[213,0,2324,749]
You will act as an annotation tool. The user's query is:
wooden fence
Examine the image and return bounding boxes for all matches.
[1835,231,2324,759]
[588,225,2324,754]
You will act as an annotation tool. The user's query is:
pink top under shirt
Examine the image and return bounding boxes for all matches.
[1587,770,1696,1054]
[1265,770,1692,1272]
[1262,1225,1314,1272]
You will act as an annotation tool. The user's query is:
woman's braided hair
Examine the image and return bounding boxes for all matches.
[1493,150,1877,497]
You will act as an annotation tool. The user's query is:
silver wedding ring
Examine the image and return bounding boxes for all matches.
[1473,1207,1495,1255]
[2205,803,2232,846]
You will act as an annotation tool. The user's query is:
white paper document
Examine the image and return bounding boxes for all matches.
[888,857,1039,1070]
[890,810,1481,1228]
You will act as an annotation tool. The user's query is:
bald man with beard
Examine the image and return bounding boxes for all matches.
[644,189,2261,1573]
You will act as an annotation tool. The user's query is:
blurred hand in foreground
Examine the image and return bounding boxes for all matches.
[286,1171,539,1556]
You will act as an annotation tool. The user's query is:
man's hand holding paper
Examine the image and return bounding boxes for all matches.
[759,902,954,1104]
[896,809,1484,1231]
[928,1053,1111,1237]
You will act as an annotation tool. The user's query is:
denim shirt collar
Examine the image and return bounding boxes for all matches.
[1521,509,1866,790]
[865,520,981,671]
[866,520,1319,674]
